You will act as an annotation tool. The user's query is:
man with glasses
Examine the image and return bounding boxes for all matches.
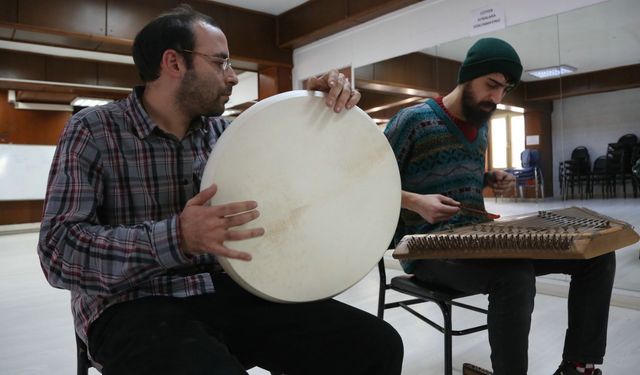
[38,5,403,375]
[385,38,614,375]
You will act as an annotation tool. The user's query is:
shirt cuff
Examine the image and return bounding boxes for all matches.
[150,215,191,269]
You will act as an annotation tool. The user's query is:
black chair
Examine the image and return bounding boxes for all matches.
[606,134,638,198]
[632,144,640,198]
[76,333,283,375]
[589,155,613,199]
[377,258,488,375]
[561,146,591,200]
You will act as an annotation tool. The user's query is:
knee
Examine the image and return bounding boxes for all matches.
[594,252,616,274]
[371,320,404,369]
[358,317,403,363]
[488,262,536,307]
[582,252,616,283]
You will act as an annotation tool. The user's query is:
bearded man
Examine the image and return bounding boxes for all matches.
[384,38,614,375]
[38,5,403,375]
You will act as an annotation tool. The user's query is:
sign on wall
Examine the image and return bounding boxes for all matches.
[469,6,506,36]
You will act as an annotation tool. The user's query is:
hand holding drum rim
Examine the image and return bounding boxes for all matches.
[306,70,361,113]
[179,184,265,261]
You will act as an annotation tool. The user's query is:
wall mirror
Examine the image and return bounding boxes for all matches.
[355,0,640,295]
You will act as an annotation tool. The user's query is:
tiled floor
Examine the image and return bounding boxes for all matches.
[1,198,639,374]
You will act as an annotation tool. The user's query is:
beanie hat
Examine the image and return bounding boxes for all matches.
[457,37,522,84]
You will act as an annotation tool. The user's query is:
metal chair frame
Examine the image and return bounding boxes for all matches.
[377,259,488,375]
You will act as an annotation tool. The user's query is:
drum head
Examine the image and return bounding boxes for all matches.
[201,90,401,302]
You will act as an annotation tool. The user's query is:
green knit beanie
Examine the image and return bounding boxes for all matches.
[458,37,523,84]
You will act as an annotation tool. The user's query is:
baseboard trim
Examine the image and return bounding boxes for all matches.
[0,222,40,235]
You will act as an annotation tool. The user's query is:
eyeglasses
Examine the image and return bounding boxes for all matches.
[181,49,232,71]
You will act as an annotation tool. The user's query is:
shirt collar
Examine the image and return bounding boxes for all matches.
[126,86,205,139]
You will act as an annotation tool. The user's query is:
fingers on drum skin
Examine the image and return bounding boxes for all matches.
[212,201,258,217]
[223,210,260,228]
[224,227,264,241]
[213,244,252,261]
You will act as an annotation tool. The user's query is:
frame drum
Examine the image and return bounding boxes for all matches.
[201,90,401,302]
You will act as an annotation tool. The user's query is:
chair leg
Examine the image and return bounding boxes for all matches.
[438,301,454,375]
[76,334,90,375]
[377,259,387,319]
[534,170,539,202]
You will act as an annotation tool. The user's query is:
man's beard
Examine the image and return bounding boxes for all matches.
[461,84,496,126]
[177,69,226,118]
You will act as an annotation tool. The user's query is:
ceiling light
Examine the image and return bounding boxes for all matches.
[71,97,113,107]
[496,104,524,113]
[525,65,577,79]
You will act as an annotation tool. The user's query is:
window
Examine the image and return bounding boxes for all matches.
[489,113,525,169]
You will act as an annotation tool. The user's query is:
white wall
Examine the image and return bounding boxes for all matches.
[551,87,640,196]
[291,0,605,86]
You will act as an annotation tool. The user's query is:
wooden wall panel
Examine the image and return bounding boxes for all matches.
[354,64,373,81]
[2,0,291,68]
[0,50,46,80]
[225,9,291,66]
[0,88,68,225]
[278,0,420,48]
[435,58,460,94]
[278,0,345,47]
[0,0,18,23]
[0,89,69,145]
[0,49,139,90]
[46,56,98,86]
[258,66,292,100]
[524,109,553,197]
[359,53,457,94]
[189,1,231,36]
[97,63,140,88]
[0,200,44,225]
[106,0,179,39]
[348,0,420,23]
[18,0,107,35]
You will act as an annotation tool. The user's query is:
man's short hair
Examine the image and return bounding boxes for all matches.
[132,4,219,82]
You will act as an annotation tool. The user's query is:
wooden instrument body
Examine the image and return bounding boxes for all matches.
[393,207,640,260]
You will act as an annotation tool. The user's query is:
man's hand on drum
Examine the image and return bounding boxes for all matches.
[306,69,361,113]
[403,192,461,224]
[179,184,264,261]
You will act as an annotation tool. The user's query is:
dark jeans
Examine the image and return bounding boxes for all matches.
[88,273,403,375]
[412,253,615,375]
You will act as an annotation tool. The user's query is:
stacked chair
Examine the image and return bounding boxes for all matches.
[606,134,638,198]
[632,144,640,197]
[589,155,612,199]
[560,146,591,200]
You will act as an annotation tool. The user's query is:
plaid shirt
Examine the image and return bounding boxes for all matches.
[37,87,229,345]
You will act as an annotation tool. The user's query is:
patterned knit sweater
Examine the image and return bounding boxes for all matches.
[384,98,490,273]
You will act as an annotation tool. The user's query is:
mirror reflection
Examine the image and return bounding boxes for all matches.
[355,0,639,294]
